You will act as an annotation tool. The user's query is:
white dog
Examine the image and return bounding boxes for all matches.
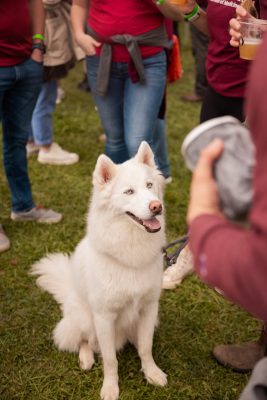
[31,142,167,400]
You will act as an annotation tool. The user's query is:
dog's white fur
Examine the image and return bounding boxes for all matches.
[31,142,167,400]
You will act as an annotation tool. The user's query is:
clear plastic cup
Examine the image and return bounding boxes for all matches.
[239,19,267,60]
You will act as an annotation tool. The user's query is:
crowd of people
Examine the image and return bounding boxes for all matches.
[1,0,267,398]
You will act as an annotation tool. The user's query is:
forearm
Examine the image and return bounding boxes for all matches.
[189,214,267,321]
[155,0,209,36]
[153,0,184,21]
[189,8,209,36]
[28,0,45,37]
[71,0,89,39]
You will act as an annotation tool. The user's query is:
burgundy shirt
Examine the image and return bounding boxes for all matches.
[88,0,164,62]
[189,34,267,322]
[0,0,32,66]
[204,0,250,98]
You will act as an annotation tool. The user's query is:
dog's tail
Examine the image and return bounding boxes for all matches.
[31,253,72,305]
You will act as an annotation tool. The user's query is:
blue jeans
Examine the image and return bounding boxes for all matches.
[0,58,43,212]
[153,118,170,178]
[86,51,167,164]
[30,80,57,146]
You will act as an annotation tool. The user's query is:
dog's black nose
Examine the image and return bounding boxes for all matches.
[149,200,162,215]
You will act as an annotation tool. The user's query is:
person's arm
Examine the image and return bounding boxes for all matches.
[71,0,101,55]
[28,0,45,62]
[154,0,209,36]
[187,139,267,322]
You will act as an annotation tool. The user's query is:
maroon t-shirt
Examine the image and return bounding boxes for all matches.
[189,35,267,322]
[0,0,32,66]
[204,0,250,97]
[88,0,164,62]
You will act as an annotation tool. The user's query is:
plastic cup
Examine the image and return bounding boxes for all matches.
[239,19,267,60]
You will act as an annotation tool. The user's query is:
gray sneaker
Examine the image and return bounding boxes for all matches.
[11,206,62,224]
[0,225,10,253]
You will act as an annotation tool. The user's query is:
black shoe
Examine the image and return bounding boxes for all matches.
[77,77,90,92]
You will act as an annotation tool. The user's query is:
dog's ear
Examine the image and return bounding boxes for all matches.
[135,141,156,168]
[93,154,117,187]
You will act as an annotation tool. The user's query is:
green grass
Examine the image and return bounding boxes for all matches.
[0,38,260,400]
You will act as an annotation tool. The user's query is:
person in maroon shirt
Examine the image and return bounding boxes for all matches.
[0,0,62,253]
[186,29,267,382]
[162,0,267,371]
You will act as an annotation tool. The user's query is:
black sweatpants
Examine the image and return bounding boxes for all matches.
[200,84,245,123]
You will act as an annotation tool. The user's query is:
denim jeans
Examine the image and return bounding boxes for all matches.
[0,58,43,212]
[87,51,167,164]
[153,118,170,178]
[30,80,57,146]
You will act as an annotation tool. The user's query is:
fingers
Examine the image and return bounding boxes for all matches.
[193,139,224,181]
[92,38,101,48]
[229,17,242,46]
[229,5,256,47]
[235,5,248,18]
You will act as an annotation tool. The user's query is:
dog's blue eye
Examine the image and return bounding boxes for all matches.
[147,182,153,189]
[124,188,134,195]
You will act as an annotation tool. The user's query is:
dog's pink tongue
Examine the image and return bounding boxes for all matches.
[142,218,161,230]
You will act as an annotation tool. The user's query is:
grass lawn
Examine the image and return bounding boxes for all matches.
[0,30,260,400]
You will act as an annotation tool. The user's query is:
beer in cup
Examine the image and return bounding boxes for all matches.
[239,19,267,60]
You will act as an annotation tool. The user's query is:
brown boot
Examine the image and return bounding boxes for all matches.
[180,93,203,102]
[212,330,267,373]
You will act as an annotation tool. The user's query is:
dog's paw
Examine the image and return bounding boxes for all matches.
[79,344,95,371]
[100,382,119,400]
[143,365,167,387]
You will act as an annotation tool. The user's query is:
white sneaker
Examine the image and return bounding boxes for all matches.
[27,142,39,157]
[56,87,65,104]
[0,225,10,253]
[11,205,62,224]
[165,176,173,184]
[162,246,194,289]
[38,143,79,165]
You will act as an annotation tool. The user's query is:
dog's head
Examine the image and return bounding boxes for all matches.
[92,142,165,233]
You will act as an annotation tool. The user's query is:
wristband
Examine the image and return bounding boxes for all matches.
[32,33,45,42]
[156,0,165,4]
[32,42,46,54]
[184,4,200,21]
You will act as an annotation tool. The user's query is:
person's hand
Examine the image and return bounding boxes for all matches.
[229,5,254,47]
[75,32,101,56]
[187,139,225,225]
[31,49,44,63]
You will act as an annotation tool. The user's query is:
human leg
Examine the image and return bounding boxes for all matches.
[31,80,57,146]
[153,118,171,179]
[123,51,167,158]
[190,25,208,99]
[181,25,208,102]
[200,85,245,123]
[31,80,79,165]
[86,55,128,164]
[0,58,42,212]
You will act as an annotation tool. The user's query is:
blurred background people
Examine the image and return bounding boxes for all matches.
[0,0,62,253]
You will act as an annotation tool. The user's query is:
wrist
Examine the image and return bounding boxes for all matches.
[32,42,46,55]
[32,33,45,43]
[184,4,201,21]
